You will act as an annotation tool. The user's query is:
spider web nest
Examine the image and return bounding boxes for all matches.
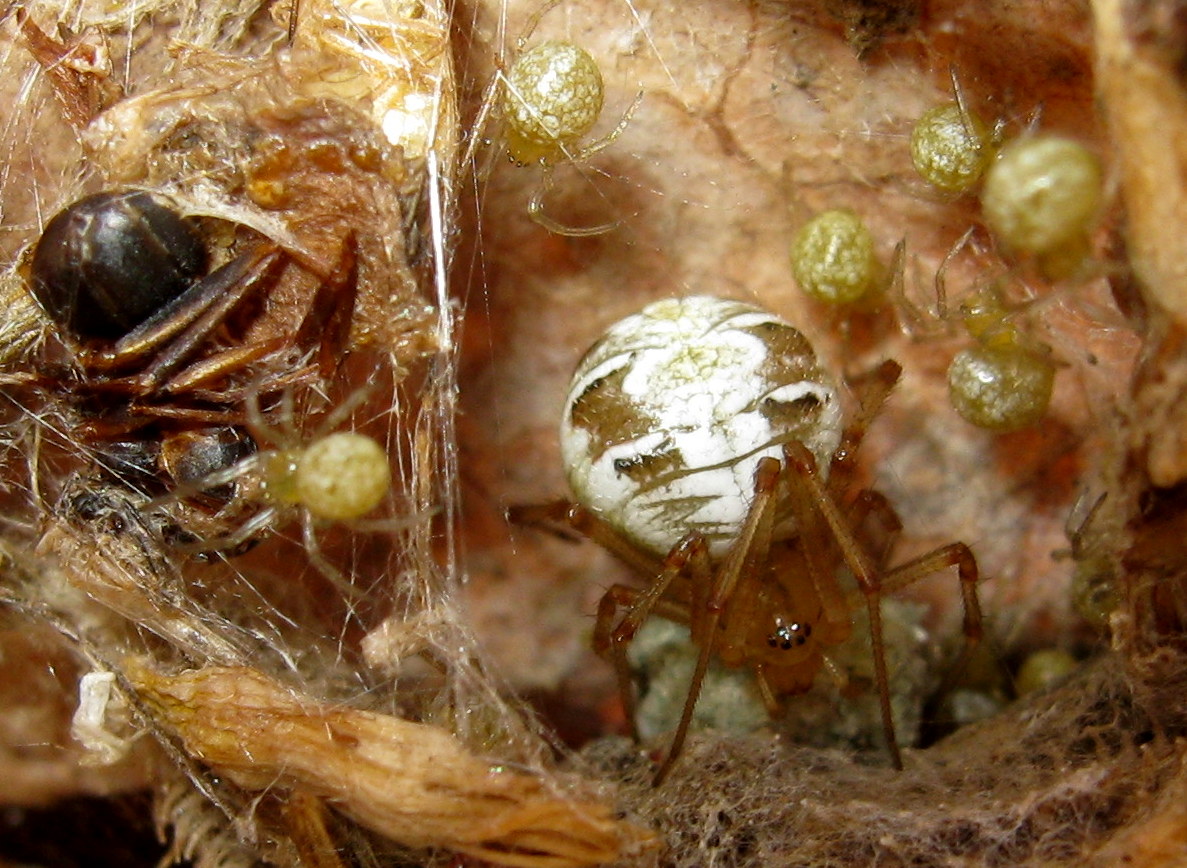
[586,646,1187,867]
[3,0,1187,867]
[0,0,646,865]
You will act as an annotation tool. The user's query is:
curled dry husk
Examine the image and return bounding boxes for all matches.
[126,660,655,868]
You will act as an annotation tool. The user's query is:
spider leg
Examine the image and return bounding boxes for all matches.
[526,93,644,237]
[506,499,589,545]
[563,91,644,163]
[874,541,985,696]
[510,498,728,782]
[828,359,901,490]
[146,452,265,507]
[785,441,985,769]
[782,440,903,769]
[527,168,620,237]
[654,456,784,785]
[509,498,677,728]
[159,501,277,560]
[243,376,293,448]
[301,511,364,599]
[513,459,787,785]
[592,538,707,745]
[462,79,498,173]
[508,500,665,577]
[181,362,319,407]
[86,244,286,390]
[293,232,360,380]
[933,225,977,322]
[751,665,780,713]
[534,456,788,785]
[847,488,903,570]
[311,380,379,441]
[516,0,567,48]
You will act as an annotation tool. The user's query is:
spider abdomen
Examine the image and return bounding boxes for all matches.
[30,191,207,341]
[503,40,604,166]
[559,296,842,557]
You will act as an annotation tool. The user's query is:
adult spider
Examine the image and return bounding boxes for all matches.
[17,189,361,550]
[514,295,985,784]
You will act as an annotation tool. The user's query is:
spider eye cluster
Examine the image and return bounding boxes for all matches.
[767,620,812,651]
[503,40,605,166]
[559,295,843,557]
[29,191,207,341]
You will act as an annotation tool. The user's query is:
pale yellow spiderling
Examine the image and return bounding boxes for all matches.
[461,0,641,237]
[945,288,1056,432]
[1015,648,1078,696]
[791,209,882,305]
[499,35,640,236]
[263,431,391,522]
[910,102,993,194]
[980,135,1102,259]
[502,40,606,168]
[145,386,403,594]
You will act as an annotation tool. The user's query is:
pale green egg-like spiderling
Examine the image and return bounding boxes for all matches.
[981,136,1102,256]
[1016,648,1078,696]
[294,432,392,521]
[791,209,880,304]
[910,103,992,193]
[503,40,604,166]
[947,343,1055,431]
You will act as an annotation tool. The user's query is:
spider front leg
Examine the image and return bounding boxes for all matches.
[877,541,985,692]
[591,535,711,743]
[508,500,665,577]
[783,440,985,769]
[511,499,698,732]
[650,456,784,785]
[782,440,902,767]
[512,499,728,782]
[846,489,904,571]
[525,91,644,238]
